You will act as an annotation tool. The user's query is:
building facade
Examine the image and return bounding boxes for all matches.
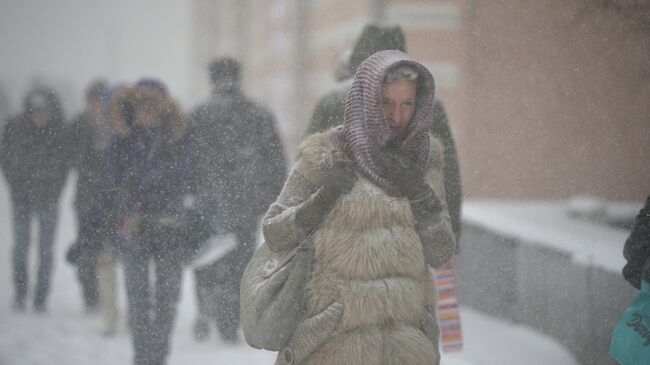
[190,0,650,201]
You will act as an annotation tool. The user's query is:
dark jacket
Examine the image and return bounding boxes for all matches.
[623,196,650,289]
[190,87,287,230]
[80,86,195,254]
[66,111,112,217]
[303,24,405,137]
[0,89,68,208]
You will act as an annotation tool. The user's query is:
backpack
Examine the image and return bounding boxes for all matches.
[240,237,313,351]
[609,280,650,365]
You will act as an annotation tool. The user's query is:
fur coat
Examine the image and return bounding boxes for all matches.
[262,130,456,365]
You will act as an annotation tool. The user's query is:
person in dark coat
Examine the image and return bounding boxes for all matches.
[78,81,195,365]
[189,57,287,342]
[304,23,463,243]
[0,85,9,139]
[65,79,111,312]
[0,85,68,312]
[622,196,650,289]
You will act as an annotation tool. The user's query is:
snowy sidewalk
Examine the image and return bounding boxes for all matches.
[0,298,579,365]
[0,176,578,365]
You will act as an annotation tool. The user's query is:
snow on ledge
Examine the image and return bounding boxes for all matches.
[462,200,637,273]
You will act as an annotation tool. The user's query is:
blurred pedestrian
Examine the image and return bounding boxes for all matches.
[610,195,650,364]
[65,79,110,313]
[304,22,463,243]
[0,85,68,312]
[78,81,195,364]
[622,196,650,289]
[260,50,455,365]
[0,84,9,140]
[333,48,353,82]
[66,82,127,336]
[189,57,287,342]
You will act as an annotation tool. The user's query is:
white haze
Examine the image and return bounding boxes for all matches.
[0,0,192,114]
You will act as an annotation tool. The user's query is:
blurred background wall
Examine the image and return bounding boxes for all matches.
[0,0,192,113]
[1,0,647,202]
[191,0,649,202]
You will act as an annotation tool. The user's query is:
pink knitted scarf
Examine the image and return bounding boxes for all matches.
[336,50,435,197]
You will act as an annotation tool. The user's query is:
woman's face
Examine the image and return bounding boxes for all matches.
[382,80,416,136]
[135,104,161,129]
[31,111,51,128]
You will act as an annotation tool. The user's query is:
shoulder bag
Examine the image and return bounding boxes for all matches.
[240,236,312,351]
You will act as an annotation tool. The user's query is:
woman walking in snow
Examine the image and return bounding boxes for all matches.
[260,50,456,365]
[78,81,195,365]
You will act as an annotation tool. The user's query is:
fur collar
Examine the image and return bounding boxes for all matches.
[297,129,444,183]
[110,86,186,140]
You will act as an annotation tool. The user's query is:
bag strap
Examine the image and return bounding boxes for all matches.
[642,279,650,293]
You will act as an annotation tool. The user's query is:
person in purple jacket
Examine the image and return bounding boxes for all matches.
[78,80,195,365]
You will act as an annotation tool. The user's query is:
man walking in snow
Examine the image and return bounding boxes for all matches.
[189,57,287,342]
[0,85,69,312]
[65,79,111,313]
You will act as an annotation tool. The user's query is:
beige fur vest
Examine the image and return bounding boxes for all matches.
[290,131,443,365]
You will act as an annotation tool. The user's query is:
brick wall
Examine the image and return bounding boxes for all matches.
[190,0,650,200]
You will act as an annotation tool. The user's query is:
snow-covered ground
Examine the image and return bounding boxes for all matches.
[463,199,637,272]
[0,175,579,365]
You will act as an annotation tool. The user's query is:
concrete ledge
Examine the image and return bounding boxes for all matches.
[455,221,638,365]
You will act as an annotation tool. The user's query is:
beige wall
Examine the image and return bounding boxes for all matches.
[463,0,650,200]
[190,0,650,201]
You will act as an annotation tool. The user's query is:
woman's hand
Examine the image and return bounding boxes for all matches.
[378,147,428,199]
[319,160,357,203]
[296,160,357,233]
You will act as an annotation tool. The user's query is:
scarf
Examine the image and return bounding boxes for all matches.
[336,50,435,197]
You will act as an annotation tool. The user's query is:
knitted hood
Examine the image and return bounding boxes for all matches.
[336,50,435,197]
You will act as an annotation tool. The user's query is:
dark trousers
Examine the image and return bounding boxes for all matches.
[123,243,183,365]
[193,221,256,339]
[76,248,100,308]
[11,201,58,307]
[74,207,100,308]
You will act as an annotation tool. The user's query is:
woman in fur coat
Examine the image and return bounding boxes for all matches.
[262,50,456,365]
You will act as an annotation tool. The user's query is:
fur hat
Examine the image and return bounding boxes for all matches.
[111,85,186,140]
